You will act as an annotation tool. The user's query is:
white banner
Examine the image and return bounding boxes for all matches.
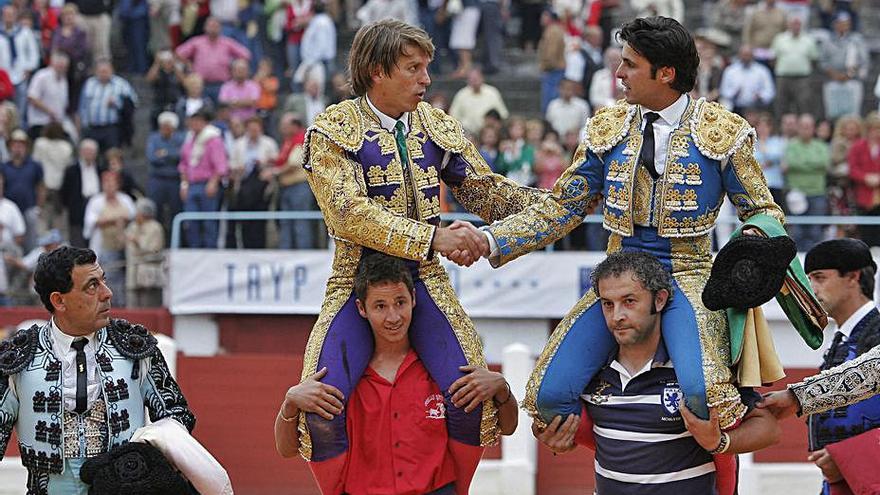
[168,249,793,319]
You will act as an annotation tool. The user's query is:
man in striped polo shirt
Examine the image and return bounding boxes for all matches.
[535,252,781,493]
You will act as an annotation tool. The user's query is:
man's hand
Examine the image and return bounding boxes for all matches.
[281,367,344,421]
[680,405,723,452]
[531,414,579,454]
[757,389,800,419]
[206,178,219,198]
[448,365,507,413]
[432,220,488,266]
[808,448,844,483]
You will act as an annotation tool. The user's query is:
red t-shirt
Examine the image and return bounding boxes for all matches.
[343,350,456,495]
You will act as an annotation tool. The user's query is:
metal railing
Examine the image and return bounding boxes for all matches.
[170,210,880,249]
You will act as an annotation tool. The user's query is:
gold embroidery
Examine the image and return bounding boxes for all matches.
[669,134,690,159]
[685,163,703,185]
[659,211,719,237]
[417,190,441,219]
[417,102,468,153]
[413,165,439,190]
[728,137,785,223]
[606,160,631,183]
[374,187,409,216]
[692,100,750,161]
[585,102,634,153]
[309,100,365,153]
[664,188,699,212]
[523,291,599,427]
[631,166,654,226]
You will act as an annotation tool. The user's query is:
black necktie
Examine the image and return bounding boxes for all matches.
[71,338,88,414]
[640,112,661,179]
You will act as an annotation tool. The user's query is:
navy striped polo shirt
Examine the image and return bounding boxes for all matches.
[582,340,756,494]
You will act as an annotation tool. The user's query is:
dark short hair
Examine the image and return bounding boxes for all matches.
[591,251,673,304]
[354,253,414,302]
[854,266,876,299]
[34,246,97,312]
[617,16,699,93]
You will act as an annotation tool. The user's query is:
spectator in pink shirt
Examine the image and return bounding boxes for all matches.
[175,16,251,104]
[219,59,261,122]
[178,108,229,248]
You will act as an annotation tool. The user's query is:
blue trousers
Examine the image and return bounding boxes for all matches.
[183,182,221,248]
[278,182,316,249]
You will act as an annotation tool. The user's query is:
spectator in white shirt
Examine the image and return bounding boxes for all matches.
[0,5,41,116]
[545,79,590,138]
[589,46,624,111]
[26,52,70,140]
[299,2,336,79]
[719,44,776,115]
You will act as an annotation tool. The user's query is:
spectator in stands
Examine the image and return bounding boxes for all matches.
[827,116,860,225]
[818,0,861,31]
[146,112,185,239]
[125,197,165,307]
[711,0,749,49]
[0,5,41,116]
[478,125,500,171]
[254,58,280,124]
[448,0,480,78]
[477,0,504,75]
[77,59,137,152]
[534,252,780,491]
[448,67,508,136]
[496,116,535,186]
[219,58,261,122]
[831,114,863,181]
[175,73,214,122]
[0,102,17,162]
[61,139,102,247]
[117,0,150,74]
[299,1,337,84]
[273,112,314,249]
[32,0,57,59]
[0,174,25,247]
[778,0,810,25]
[545,78,590,138]
[820,12,869,121]
[784,113,830,251]
[146,50,185,129]
[847,114,880,246]
[537,9,566,114]
[284,0,313,81]
[589,46,623,111]
[26,51,68,141]
[104,148,143,199]
[754,113,787,209]
[50,4,90,113]
[533,138,565,190]
[1,129,42,250]
[32,122,73,233]
[275,253,518,492]
[519,0,542,52]
[69,0,113,61]
[229,116,277,248]
[328,71,351,106]
[693,29,727,103]
[566,25,603,100]
[178,108,229,248]
[630,0,684,22]
[149,0,177,53]
[211,0,243,40]
[742,0,787,67]
[283,68,327,127]
[175,16,252,104]
[719,45,775,115]
[772,17,818,118]
[83,170,134,306]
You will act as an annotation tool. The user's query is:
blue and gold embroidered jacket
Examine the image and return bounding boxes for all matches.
[488,98,784,266]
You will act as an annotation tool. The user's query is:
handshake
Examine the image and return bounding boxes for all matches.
[432,220,491,267]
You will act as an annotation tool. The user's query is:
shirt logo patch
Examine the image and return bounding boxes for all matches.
[663,386,682,415]
[425,394,446,419]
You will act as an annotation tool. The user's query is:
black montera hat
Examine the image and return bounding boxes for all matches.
[702,235,797,311]
[80,442,194,494]
[804,238,877,274]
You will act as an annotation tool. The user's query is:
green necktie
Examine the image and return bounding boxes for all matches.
[394,120,409,165]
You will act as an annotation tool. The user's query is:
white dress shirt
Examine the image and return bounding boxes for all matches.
[49,319,101,412]
[80,161,101,199]
[639,93,690,176]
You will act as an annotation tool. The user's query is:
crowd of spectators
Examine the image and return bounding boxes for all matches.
[0,0,877,307]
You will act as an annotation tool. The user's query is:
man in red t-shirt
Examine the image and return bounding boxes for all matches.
[274,254,519,495]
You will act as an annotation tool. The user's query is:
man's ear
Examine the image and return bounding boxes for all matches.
[355,298,367,318]
[658,66,676,85]
[411,289,416,308]
[654,289,670,313]
[49,292,64,313]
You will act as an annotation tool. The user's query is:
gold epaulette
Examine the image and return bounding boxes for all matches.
[690,99,755,161]
[416,102,468,153]
[584,100,636,154]
[304,100,366,167]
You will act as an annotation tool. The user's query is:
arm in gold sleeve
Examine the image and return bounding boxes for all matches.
[446,140,553,223]
[723,136,786,225]
[484,141,603,267]
[790,345,880,416]
[305,132,436,260]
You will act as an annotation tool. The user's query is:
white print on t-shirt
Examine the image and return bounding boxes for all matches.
[425,394,446,419]
[662,385,683,415]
